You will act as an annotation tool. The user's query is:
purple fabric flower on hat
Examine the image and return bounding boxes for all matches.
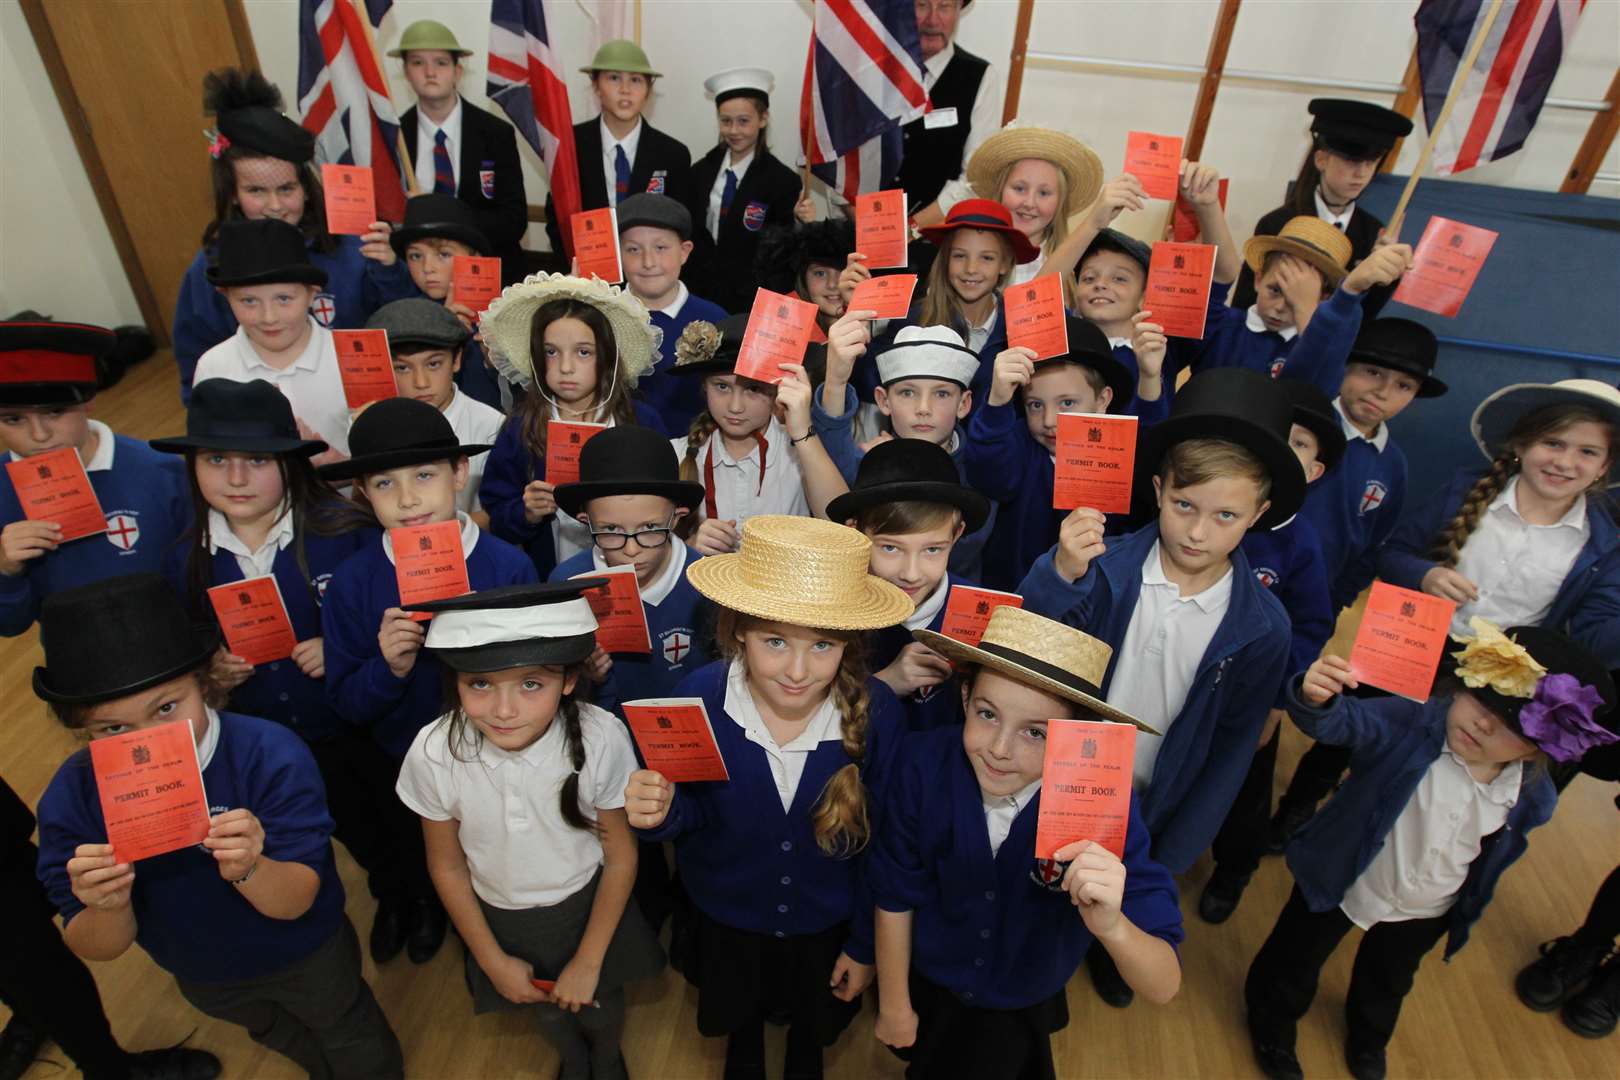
[1517,674,1617,763]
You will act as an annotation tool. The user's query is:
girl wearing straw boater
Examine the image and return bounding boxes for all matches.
[868,605,1183,1077]
[478,274,666,579]
[624,515,911,1080]
[396,582,664,1080]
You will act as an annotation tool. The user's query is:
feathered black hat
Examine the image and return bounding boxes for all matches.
[754,219,857,297]
[203,67,315,164]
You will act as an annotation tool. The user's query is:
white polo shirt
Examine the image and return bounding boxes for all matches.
[1451,475,1587,637]
[208,507,295,580]
[194,320,350,456]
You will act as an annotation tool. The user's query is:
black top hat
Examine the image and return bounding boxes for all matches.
[1276,377,1347,476]
[554,424,704,518]
[1308,98,1413,161]
[1135,368,1306,530]
[0,321,114,407]
[669,313,749,380]
[1078,227,1151,276]
[1036,317,1135,412]
[825,438,991,534]
[33,574,219,706]
[151,378,327,457]
[1348,317,1446,398]
[617,193,693,241]
[1464,626,1616,742]
[207,219,329,289]
[411,580,607,672]
[390,193,493,259]
[318,397,494,483]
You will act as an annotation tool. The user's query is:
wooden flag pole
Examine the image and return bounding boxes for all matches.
[348,0,420,198]
[1002,0,1037,124]
[1386,0,1504,238]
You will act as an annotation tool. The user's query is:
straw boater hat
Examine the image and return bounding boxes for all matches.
[915,606,1155,733]
[1243,216,1353,286]
[685,516,913,631]
[966,121,1105,220]
[480,272,660,392]
[1471,379,1620,469]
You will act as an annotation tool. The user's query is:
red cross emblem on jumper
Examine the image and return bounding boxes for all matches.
[662,630,691,665]
[309,293,337,327]
[1030,858,1068,891]
[105,513,140,551]
[1359,480,1388,515]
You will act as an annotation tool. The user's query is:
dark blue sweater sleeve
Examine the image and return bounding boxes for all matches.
[962,401,1026,502]
[1278,287,1363,398]
[480,418,546,545]
[1333,463,1405,612]
[319,560,414,728]
[171,249,237,403]
[1376,475,1459,591]
[810,383,864,485]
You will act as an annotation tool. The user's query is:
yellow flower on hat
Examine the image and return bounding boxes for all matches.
[674,320,722,368]
[1451,617,1547,699]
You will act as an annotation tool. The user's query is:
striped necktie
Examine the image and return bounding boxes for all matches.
[614,144,631,203]
[432,130,455,195]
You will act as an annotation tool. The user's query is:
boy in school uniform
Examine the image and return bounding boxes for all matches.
[615,193,729,433]
[962,317,1136,591]
[543,41,692,256]
[366,298,503,519]
[1018,367,1297,1006]
[0,321,190,637]
[31,574,403,1079]
[192,219,350,460]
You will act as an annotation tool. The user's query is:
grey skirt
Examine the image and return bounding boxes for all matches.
[465,867,666,1015]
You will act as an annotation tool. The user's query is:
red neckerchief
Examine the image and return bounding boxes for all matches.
[703,429,769,521]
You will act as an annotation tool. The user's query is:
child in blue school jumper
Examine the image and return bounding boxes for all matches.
[31,574,404,1078]
[1201,378,1344,924]
[1017,367,1296,1007]
[1270,317,1448,849]
[0,322,190,637]
[962,316,1136,591]
[623,515,911,1080]
[870,606,1184,1077]
[825,438,992,732]
[174,69,412,403]
[1246,624,1618,1080]
[478,274,665,579]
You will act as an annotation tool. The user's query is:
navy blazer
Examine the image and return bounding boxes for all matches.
[544,118,692,254]
[401,101,529,283]
[681,144,801,313]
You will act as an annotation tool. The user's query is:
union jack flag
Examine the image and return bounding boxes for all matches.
[296,0,408,221]
[487,0,581,256]
[1415,0,1587,175]
[800,0,928,203]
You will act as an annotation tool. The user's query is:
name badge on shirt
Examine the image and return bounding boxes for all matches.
[923,107,959,130]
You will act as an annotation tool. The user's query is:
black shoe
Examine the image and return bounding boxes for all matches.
[723,1024,766,1080]
[1086,944,1134,1008]
[783,1024,823,1080]
[1561,954,1620,1038]
[1516,936,1610,1011]
[1265,801,1315,855]
[0,1017,45,1080]
[369,898,408,964]
[1247,1029,1303,1080]
[1198,871,1252,925]
[125,1047,224,1080]
[406,896,448,964]
[1345,1041,1386,1080]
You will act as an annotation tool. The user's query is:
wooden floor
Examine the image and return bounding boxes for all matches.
[4,353,1616,1079]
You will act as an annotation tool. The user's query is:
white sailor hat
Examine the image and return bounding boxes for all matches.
[875,325,981,389]
[704,68,775,105]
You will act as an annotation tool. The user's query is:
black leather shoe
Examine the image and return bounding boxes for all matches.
[369,898,408,964]
[0,1017,45,1080]
[1086,943,1134,1008]
[406,896,448,964]
[125,1047,224,1080]
[1198,871,1252,925]
[1516,936,1609,1011]
[1561,954,1620,1038]
[1346,1042,1386,1080]
[1248,1030,1303,1080]
[1265,801,1316,855]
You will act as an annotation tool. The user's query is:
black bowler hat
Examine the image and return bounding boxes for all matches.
[318,397,494,483]
[33,574,219,706]
[1276,377,1347,476]
[1135,368,1305,530]
[207,219,328,289]
[1037,317,1134,412]
[1461,626,1616,746]
[205,68,315,164]
[1308,98,1413,161]
[826,437,990,535]
[411,581,608,672]
[151,378,326,457]
[390,193,492,259]
[1348,317,1446,398]
[0,320,114,407]
[668,314,748,379]
[554,424,704,519]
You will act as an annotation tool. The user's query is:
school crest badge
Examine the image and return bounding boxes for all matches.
[660,628,693,666]
[646,170,668,195]
[479,163,496,200]
[313,572,333,601]
[104,511,140,553]
[742,201,768,232]
[309,292,338,327]
[1254,566,1279,589]
[1268,358,1287,378]
[1030,858,1068,892]
[1359,480,1388,515]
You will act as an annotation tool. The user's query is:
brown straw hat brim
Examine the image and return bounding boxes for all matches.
[966,126,1105,219]
[1243,235,1348,287]
[686,552,914,631]
[913,628,1158,735]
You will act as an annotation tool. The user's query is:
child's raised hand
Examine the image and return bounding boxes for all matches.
[692,517,740,557]
[794,189,818,224]
[211,646,256,691]
[290,637,325,680]
[358,221,397,266]
[486,952,549,1005]
[1129,310,1168,381]
[378,607,426,678]
[1274,255,1325,313]
[1421,566,1480,605]
[875,1004,919,1050]
[825,311,874,384]
[987,346,1037,407]
[775,363,815,441]
[584,644,613,683]
[1053,507,1107,584]
[66,843,134,912]
[1178,160,1223,206]
[1054,839,1127,938]
[829,951,873,1002]
[0,519,62,575]
[877,642,953,698]
[522,480,558,525]
[1301,654,1357,706]
[624,769,674,829]
[857,431,895,454]
[204,808,264,882]
[838,253,872,304]
[445,291,478,331]
[1084,173,1147,232]
[1343,244,1413,295]
[551,954,602,1013]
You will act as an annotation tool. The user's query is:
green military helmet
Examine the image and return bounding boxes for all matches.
[387,19,472,59]
[579,39,661,78]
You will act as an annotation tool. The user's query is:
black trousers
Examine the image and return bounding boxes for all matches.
[1574,863,1620,947]
[308,735,433,904]
[0,851,129,1079]
[1277,741,1353,814]
[1211,730,1279,877]
[1246,886,1449,1053]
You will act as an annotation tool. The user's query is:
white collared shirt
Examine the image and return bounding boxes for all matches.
[983,776,1040,857]
[1244,305,1299,342]
[381,510,481,565]
[673,414,809,529]
[707,149,755,241]
[1009,259,1043,287]
[1450,475,1588,637]
[1107,335,1131,351]
[601,117,644,207]
[724,659,843,813]
[1314,188,1355,231]
[589,537,687,608]
[414,98,464,194]
[208,507,295,580]
[440,388,503,514]
[194,321,350,456]
[13,419,117,470]
[1341,749,1521,928]
[921,43,1003,174]
[1106,540,1234,787]
[652,281,691,319]
[963,302,1000,356]
[396,701,638,909]
[195,706,223,770]
[1333,397,1389,453]
[905,574,951,631]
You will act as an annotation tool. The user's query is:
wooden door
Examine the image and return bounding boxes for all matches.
[21,0,259,345]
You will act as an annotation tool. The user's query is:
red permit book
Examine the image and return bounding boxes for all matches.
[1034,718,1137,860]
[620,697,730,782]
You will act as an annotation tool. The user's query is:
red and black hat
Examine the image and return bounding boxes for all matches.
[0,321,114,407]
[918,199,1040,264]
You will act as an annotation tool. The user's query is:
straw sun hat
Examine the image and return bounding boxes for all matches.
[480,272,661,392]
[965,121,1105,219]
[1242,216,1353,286]
[685,516,913,631]
[915,605,1156,733]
